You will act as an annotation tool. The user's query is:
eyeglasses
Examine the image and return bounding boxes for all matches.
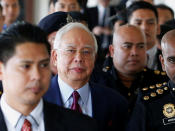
[57,48,95,59]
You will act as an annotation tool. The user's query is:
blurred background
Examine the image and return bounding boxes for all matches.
[19,0,175,24]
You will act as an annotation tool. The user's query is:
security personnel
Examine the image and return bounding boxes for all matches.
[127,29,175,131]
[102,25,169,116]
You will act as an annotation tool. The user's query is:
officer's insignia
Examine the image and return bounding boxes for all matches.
[0,91,2,95]
[149,85,155,89]
[156,83,162,88]
[143,68,147,72]
[161,71,166,75]
[150,92,156,97]
[143,95,149,100]
[128,92,131,96]
[142,87,148,91]
[163,104,175,118]
[164,86,168,91]
[173,88,175,91]
[102,66,110,72]
[154,70,160,75]
[66,14,74,23]
[163,82,167,85]
[156,89,164,94]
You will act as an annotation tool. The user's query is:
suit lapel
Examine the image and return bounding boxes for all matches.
[0,106,8,131]
[90,82,105,120]
[51,75,63,106]
[43,101,65,131]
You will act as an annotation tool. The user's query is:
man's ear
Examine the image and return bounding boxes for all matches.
[0,62,4,80]
[51,50,58,67]
[109,44,114,58]
[159,54,165,71]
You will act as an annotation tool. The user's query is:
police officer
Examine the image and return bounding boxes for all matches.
[102,24,168,116]
[127,29,175,131]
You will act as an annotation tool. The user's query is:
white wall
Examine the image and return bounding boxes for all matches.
[33,0,49,24]
[87,0,121,7]
[32,0,175,24]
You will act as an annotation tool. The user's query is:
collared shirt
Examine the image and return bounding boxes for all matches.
[0,95,44,131]
[97,4,110,26]
[147,44,157,69]
[58,76,92,117]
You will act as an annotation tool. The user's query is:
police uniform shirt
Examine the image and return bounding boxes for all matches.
[136,80,175,131]
[102,62,169,115]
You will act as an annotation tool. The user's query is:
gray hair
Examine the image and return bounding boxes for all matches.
[53,22,98,54]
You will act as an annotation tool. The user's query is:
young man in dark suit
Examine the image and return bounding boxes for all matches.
[0,22,98,131]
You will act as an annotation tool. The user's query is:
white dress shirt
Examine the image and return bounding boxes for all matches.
[58,76,92,117]
[0,95,45,131]
[97,4,110,27]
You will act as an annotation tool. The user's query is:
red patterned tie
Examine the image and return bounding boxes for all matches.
[21,119,32,131]
[71,91,82,113]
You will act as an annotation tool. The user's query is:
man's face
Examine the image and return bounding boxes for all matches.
[161,39,175,82]
[55,0,80,12]
[129,9,158,48]
[110,27,147,76]
[1,0,20,24]
[0,42,51,107]
[52,28,96,86]
[157,8,173,25]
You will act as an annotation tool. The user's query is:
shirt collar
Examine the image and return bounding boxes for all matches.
[98,4,105,13]
[58,76,90,105]
[1,95,21,127]
[29,99,43,126]
[0,95,43,128]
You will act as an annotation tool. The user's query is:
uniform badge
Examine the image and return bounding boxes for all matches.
[163,104,175,118]
[154,70,160,75]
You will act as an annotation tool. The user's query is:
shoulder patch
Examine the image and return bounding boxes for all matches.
[141,82,168,102]
[102,66,110,72]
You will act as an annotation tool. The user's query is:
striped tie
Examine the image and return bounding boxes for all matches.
[21,119,32,131]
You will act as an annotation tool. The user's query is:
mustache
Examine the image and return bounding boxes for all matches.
[26,81,40,88]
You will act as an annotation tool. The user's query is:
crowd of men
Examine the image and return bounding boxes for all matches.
[0,0,175,131]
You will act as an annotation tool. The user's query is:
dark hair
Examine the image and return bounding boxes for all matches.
[165,19,175,29]
[157,24,173,43]
[53,0,83,7]
[155,4,174,18]
[0,4,2,12]
[0,21,50,64]
[127,1,158,22]
[110,9,127,26]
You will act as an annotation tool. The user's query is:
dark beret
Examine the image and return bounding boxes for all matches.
[38,11,87,35]
[38,11,68,35]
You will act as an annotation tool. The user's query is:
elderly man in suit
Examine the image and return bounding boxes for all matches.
[44,22,128,131]
[0,22,98,131]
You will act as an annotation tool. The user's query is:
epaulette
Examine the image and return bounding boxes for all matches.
[102,66,110,72]
[141,82,169,102]
[142,68,167,76]
[154,70,167,76]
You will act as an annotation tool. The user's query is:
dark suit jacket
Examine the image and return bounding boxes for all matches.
[0,101,98,131]
[85,6,116,30]
[44,75,128,131]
